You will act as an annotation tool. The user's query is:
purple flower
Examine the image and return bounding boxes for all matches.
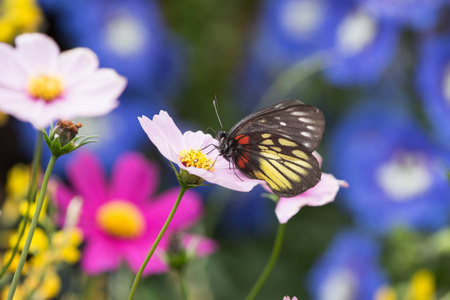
[55,152,214,275]
[329,100,450,232]
[324,9,399,86]
[309,230,387,300]
[417,34,450,149]
[357,0,446,30]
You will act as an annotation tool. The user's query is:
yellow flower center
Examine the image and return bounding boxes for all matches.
[28,74,64,102]
[96,200,145,239]
[179,147,215,170]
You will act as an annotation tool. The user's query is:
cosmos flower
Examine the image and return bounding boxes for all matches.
[330,100,450,232]
[309,230,387,300]
[138,110,261,192]
[0,33,126,128]
[417,34,450,149]
[283,297,298,300]
[274,153,348,224]
[55,151,214,275]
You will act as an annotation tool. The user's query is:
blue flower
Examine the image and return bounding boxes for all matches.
[417,34,450,149]
[15,95,164,175]
[309,230,387,300]
[324,10,399,86]
[56,0,184,94]
[329,100,450,232]
[357,0,446,30]
[251,0,353,69]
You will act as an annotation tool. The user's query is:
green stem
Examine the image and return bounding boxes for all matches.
[0,131,42,280]
[259,50,333,109]
[6,154,57,300]
[244,223,287,300]
[178,270,189,300]
[128,186,188,300]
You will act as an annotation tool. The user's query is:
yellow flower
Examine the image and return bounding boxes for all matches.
[409,269,435,300]
[0,0,43,43]
[19,192,49,222]
[5,164,30,199]
[1,250,29,274]
[51,228,83,264]
[9,226,48,255]
[374,285,398,300]
[0,111,8,126]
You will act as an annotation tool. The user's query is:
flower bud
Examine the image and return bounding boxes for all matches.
[51,120,82,147]
[42,120,97,157]
[166,233,188,271]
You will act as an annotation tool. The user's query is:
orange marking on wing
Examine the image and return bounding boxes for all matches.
[237,153,250,169]
[236,134,250,145]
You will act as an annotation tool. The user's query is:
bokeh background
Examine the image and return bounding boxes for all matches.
[1,0,450,299]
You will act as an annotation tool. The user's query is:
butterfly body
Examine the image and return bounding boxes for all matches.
[216,99,325,198]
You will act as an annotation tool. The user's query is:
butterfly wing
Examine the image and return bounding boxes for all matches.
[228,99,325,153]
[232,132,321,197]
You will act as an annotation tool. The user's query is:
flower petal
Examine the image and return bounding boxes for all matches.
[0,43,28,88]
[81,238,120,274]
[65,68,127,102]
[275,173,347,223]
[144,188,203,231]
[182,234,218,257]
[124,244,168,275]
[15,33,60,74]
[109,152,159,204]
[57,47,100,86]
[139,113,184,162]
[66,152,108,210]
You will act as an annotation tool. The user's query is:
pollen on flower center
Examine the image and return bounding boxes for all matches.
[28,74,64,102]
[96,200,145,239]
[179,147,215,171]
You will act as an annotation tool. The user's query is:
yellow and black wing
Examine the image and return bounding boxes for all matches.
[233,132,321,197]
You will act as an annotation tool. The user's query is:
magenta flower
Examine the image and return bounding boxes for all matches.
[273,152,348,224]
[138,111,261,192]
[0,33,127,128]
[283,297,298,300]
[55,151,214,275]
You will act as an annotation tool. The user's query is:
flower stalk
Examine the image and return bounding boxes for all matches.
[0,131,42,279]
[244,222,287,300]
[127,184,189,300]
[6,154,58,300]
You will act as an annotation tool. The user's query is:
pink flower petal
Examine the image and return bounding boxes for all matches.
[81,236,121,274]
[65,68,126,101]
[182,131,209,149]
[138,113,184,162]
[0,43,28,88]
[125,245,168,275]
[145,188,203,231]
[109,152,159,204]
[15,33,60,74]
[57,48,99,86]
[182,234,218,257]
[275,173,348,224]
[66,152,108,210]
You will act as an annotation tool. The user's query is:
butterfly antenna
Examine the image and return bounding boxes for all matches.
[205,127,217,135]
[213,94,224,130]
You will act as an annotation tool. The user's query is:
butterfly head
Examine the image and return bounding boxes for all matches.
[216,130,236,160]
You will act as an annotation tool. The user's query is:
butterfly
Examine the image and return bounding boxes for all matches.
[216,99,325,198]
